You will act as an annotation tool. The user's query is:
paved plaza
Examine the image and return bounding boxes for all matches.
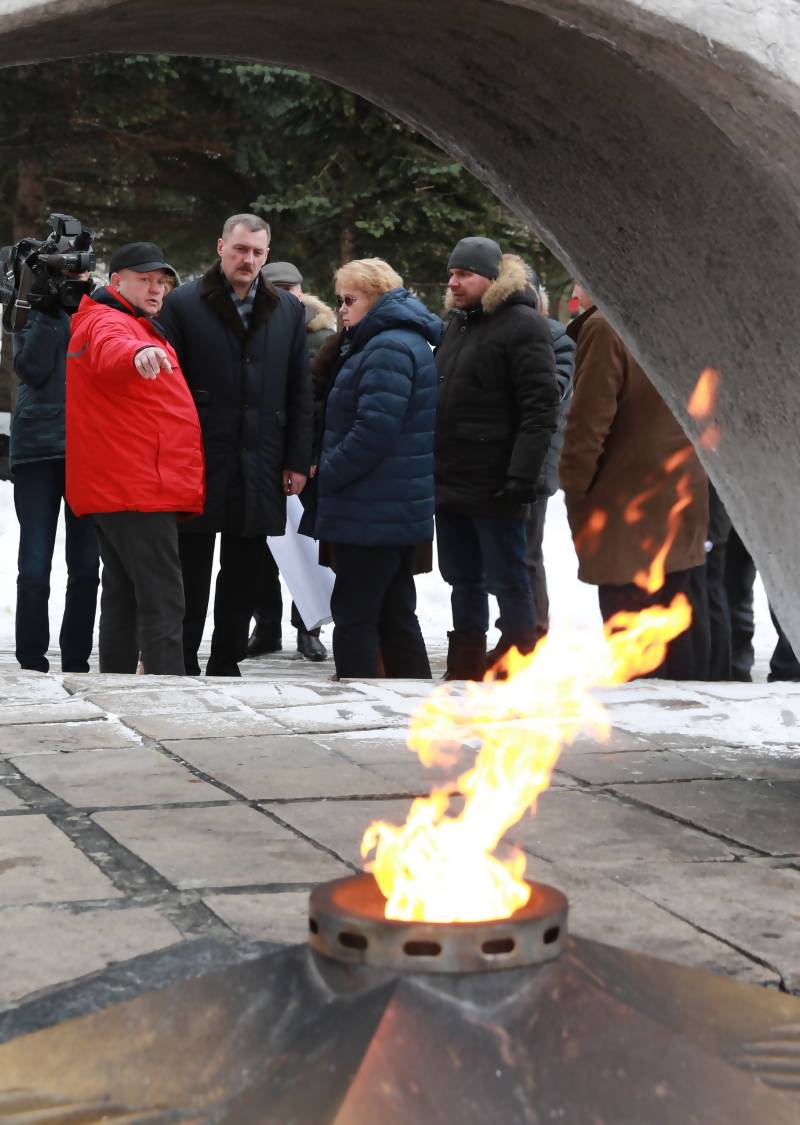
[0,643,799,1042]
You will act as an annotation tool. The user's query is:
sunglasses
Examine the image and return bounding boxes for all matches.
[337,295,359,307]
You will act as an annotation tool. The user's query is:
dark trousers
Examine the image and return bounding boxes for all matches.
[688,563,711,680]
[252,543,311,634]
[93,512,184,675]
[525,495,549,638]
[436,511,537,652]
[705,484,732,680]
[180,531,264,675]
[705,540,731,679]
[330,543,431,679]
[768,605,800,681]
[14,459,99,673]
[725,527,756,680]
[598,565,710,680]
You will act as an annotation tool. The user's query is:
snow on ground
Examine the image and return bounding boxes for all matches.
[0,479,776,675]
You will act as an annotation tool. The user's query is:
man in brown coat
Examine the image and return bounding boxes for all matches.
[560,286,709,679]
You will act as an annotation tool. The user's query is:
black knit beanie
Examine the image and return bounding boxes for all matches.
[447,237,502,279]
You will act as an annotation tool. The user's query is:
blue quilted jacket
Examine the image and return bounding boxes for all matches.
[315,288,440,545]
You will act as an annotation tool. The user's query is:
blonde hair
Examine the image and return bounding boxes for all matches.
[335,258,403,302]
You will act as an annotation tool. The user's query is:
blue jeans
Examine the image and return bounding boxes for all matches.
[436,511,537,651]
[14,459,100,672]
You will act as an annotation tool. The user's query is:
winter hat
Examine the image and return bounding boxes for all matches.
[447,237,502,279]
[263,261,303,287]
[109,242,176,278]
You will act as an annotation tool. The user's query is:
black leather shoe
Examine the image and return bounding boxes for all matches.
[297,628,327,662]
[206,660,241,677]
[245,626,282,658]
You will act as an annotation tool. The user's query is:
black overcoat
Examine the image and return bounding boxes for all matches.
[160,265,313,537]
[434,257,558,518]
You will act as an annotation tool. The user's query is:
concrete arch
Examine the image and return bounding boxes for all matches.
[3,0,800,645]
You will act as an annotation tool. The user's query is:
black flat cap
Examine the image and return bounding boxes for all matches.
[109,242,177,278]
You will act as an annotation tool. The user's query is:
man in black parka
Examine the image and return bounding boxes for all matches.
[435,237,558,679]
[160,214,312,676]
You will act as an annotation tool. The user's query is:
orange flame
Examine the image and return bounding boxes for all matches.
[632,472,693,593]
[624,483,660,525]
[362,595,692,923]
[688,368,720,420]
[573,509,607,554]
[630,446,694,594]
[699,423,721,452]
[688,368,722,452]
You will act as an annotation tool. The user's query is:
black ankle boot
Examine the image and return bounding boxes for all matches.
[443,630,487,681]
[245,625,282,658]
[297,628,327,662]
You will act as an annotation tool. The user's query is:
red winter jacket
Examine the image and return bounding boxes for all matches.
[66,288,205,518]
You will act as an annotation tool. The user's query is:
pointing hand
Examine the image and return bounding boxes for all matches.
[134,346,173,379]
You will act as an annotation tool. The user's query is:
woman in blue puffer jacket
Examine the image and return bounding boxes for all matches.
[315,258,440,679]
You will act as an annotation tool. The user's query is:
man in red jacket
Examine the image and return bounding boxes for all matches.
[66,242,205,675]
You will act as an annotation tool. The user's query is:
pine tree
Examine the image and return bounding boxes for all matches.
[0,56,568,304]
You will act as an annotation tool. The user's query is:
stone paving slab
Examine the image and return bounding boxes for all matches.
[556,747,726,785]
[0,815,122,904]
[613,859,800,992]
[605,687,800,748]
[356,759,456,792]
[265,700,412,734]
[61,673,190,694]
[317,731,417,761]
[0,700,105,725]
[558,727,657,756]
[0,786,25,812]
[678,744,800,781]
[510,787,742,866]
[0,718,141,756]
[613,779,800,855]
[211,681,373,709]
[202,890,309,946]
[166,736,414,800]
[522,854,778,987]
[77,687,238,717]
[0,675,74,706]
[316,732,457,791]
[0,905,183,1007]
[264,797,412,868]
[122,710,286,741]
[10,749,226,809]
[92,804,350,889]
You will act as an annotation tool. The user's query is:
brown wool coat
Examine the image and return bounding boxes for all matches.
[559,308,708,587]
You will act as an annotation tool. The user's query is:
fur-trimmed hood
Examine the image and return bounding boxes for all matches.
[444,253,534,316]
[303,292,337,334]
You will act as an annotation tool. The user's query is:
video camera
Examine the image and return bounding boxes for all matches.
[0,213,96,333]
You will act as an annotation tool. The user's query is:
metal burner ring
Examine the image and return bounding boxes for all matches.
[309,874,568,974]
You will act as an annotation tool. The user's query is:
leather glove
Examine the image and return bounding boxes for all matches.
[493,477,538,504]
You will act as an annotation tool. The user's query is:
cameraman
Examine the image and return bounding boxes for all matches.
[11,269,100,673]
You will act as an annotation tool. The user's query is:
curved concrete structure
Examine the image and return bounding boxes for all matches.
[3,0,800,644]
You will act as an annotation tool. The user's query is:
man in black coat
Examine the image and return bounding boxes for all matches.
[245,259,336,663]
[159,214,313,676]
[435,237,558,679]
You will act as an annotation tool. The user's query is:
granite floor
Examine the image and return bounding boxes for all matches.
[1,641,799,1041]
